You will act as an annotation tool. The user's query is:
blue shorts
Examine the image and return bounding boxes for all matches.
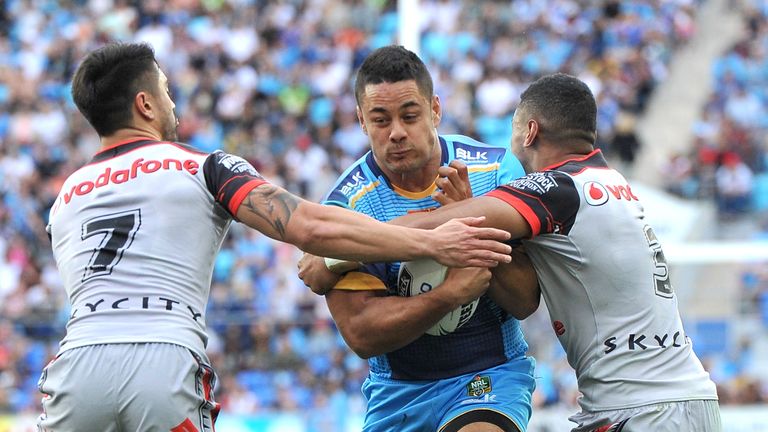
[362,357,536,432]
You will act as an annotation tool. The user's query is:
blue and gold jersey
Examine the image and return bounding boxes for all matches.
[324,135,530,380]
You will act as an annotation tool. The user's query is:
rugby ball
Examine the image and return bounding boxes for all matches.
[397,259,479,336]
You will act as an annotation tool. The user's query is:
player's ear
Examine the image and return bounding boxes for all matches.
[356,106,368,135]
[524,119,539,148]
[431,95,442,128]
[134,91,155,121]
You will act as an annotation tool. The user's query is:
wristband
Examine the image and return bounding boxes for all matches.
[324,258,362,274]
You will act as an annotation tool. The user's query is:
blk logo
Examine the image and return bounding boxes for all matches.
[456,148,488,161]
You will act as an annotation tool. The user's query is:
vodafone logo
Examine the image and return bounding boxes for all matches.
[583,181,639,206]
[61,158,199,206]
[583,181,609,206]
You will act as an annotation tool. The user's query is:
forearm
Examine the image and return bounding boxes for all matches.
[327,289,461,358]
[391,205,453,229]
[237,184,513,267]
[236,184,431,262]
[488,248,540,319]
[391,196,527,237]
[289,201,434,262]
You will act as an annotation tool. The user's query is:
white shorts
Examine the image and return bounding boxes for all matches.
[569,399,722,432]
[37,343,219,432]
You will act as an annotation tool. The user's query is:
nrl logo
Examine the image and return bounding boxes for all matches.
[466,375,492,397]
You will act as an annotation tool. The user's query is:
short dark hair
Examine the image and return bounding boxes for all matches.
[354,45,433,104]
[71,42,160,136]
[518,73,597,144]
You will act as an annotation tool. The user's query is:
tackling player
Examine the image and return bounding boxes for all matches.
[298,45,539,432]
[37,42,515,432]
[394,73,723,431]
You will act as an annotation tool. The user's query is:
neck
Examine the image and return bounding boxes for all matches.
[390,171,439,192]
[375,154,442,192]
[533,143,595,171]
[100,126,162,150]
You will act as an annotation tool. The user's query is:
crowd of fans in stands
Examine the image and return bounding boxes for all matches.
[1,0,766,425]
[663,0,768,220]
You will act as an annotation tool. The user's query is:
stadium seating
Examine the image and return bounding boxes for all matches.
[1,0,766,425]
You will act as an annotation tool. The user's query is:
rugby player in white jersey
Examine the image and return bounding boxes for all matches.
[393,73,722,431]
[37,42,515,432]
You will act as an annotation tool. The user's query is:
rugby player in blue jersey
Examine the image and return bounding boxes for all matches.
[298,45,540,432]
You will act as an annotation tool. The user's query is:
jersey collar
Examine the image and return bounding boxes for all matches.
[542,149,608,173]
[91,138,159,164]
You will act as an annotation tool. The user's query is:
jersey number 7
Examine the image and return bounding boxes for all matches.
[81,209,141,282]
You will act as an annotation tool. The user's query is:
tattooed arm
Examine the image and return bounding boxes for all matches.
[236,183,300,240]
[204,151,510,266]
[235,183,514,267]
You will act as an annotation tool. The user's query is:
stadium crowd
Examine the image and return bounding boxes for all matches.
[0,0,766,426]
[662,0,768,220]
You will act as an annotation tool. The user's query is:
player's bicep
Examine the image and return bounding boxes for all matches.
[203,150,281,224]
[325,262,388,342]
[408,195,531,239]
[468,196,531,239]
[235,183,305,241]
[325,287,383,339]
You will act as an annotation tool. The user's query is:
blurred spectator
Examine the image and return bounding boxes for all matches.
[609,109,641,174]
[282,133,331,201]
[666,0,768,222]
[663,151,699,199]
[716,151,754,219]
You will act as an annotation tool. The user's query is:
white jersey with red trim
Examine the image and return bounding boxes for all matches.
[47,138,266,358]
[486,150,717,412]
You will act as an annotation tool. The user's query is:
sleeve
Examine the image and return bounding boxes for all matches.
[323,192,352,209]
[486,171,580,237]
[322,167,364,208]
[203,151,268,218]
[334,262,388,291]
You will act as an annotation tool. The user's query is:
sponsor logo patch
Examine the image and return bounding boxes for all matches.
[508,172,557,194]
[584,181,639,206]
[583,181,609,206]
[58,158,199,207]
[340,170,367,197]
[397,266,413,297]
[456,147,488,162]
[466,375,492,397]
[217,153,259,175]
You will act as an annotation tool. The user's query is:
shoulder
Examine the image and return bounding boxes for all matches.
[442,134,514,167]
[163,141,209,156]
[504,170,575,195]
[442,134,508,162]
[441,134,524,179]
[324,152,380,207]
[203,150,261,176]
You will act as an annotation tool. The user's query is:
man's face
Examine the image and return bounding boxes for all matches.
[156,68,179,142]
[356,80,441,176]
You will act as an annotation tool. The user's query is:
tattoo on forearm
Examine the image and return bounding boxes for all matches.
[242,185,300,239]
